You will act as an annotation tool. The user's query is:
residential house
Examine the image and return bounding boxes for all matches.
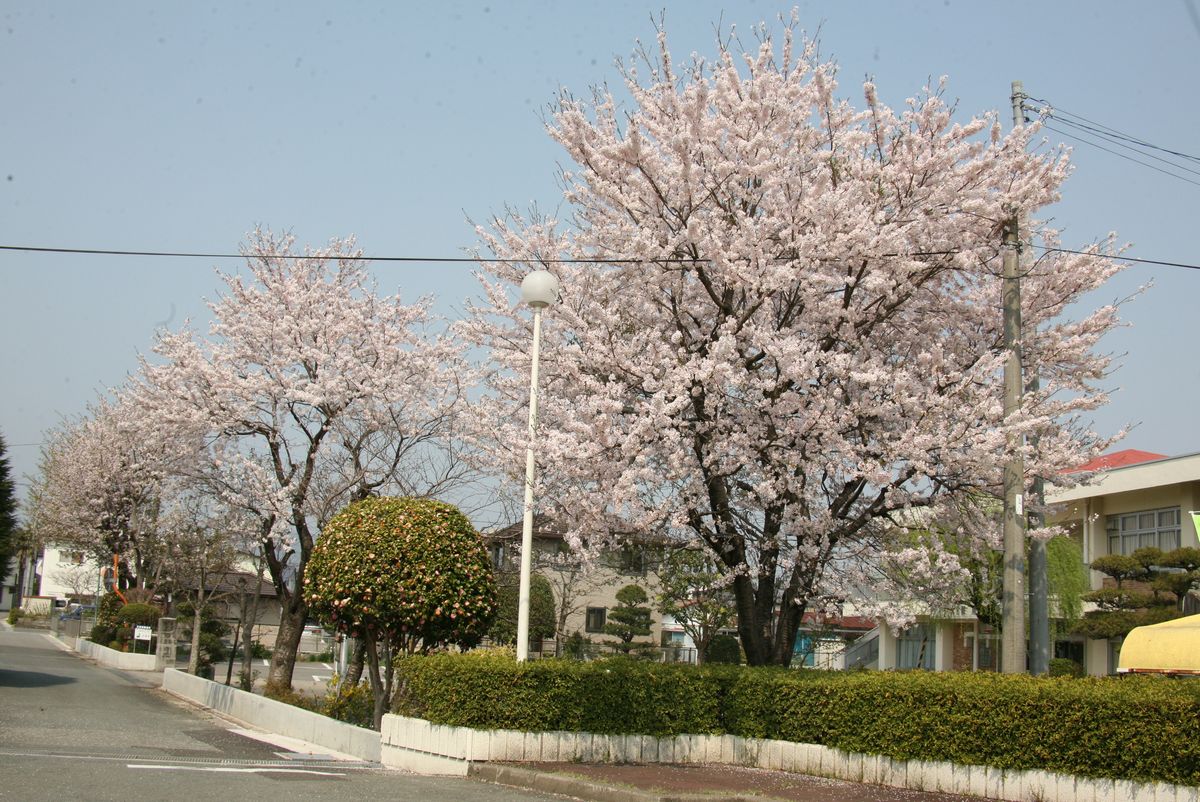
[486,517,666,656]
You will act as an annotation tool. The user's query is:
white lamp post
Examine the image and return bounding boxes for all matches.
[516,269,559,662]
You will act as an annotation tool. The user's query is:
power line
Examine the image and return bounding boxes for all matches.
[1025,95,1200,166]
[0,245,665,265]
[1035,246,1200,272]
[3,242,1199,272]
[1041,115,1200,179]
[1041,122,1200,189]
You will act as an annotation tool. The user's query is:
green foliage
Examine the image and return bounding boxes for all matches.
[95,591,124,631]
[1048,657,1084,678]
[603,584,651,652]
[1088,554,1149,586]
[0,434,16,584]
[1045,536,1088,630]
[249,641,272,659]
[706,633,742,665]
[393,651,738,736]
[115,602,161,628]
[562,631,590,660]
[306,497,497,652]
[1076,546,1200,640]
[321,679,375,728]
[488,571,556,646]
[656,548,735,663]
[6,608,21,625]
[393,654,1200,785]
[264,682,320,711]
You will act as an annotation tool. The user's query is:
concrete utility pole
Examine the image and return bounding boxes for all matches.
[1000,80,1028,674]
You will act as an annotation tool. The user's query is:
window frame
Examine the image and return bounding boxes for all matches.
[585,606,607,633]
[1105,506,1181,556]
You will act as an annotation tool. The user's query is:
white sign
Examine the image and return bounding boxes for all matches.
[134,625,152,642]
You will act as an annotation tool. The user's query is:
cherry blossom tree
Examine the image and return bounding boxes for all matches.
[131,228,468,688]
[28,397,170,589]
[462,20,1126,666]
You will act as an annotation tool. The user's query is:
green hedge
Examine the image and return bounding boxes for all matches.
[392,654,1200,785]
[394,651,739,736]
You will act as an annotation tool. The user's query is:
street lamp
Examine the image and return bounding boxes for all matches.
[516,269,560,662]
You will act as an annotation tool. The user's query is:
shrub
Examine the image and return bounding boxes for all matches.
[7,608,21,625]
[264,681,319,711]
[249,641,272,659]
[321,679,374,728]
[706,633,742,664]
[392,654,1200,785]
[394,651,738,736]
[116,602,161,628]
[1048,657,1084,678]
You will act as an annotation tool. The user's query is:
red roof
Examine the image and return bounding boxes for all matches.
[1066,449,1167,474]
[800,612,876,631]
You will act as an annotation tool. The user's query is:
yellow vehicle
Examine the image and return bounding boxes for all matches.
[1117,614,1200,676]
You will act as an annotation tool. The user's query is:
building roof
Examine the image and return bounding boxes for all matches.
[1049,450,1200,504]
[1063,449,1167,474]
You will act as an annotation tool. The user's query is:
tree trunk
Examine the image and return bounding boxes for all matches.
[267,603,306,690]
[344,638,366,686]
[240,574,265,690]
[225,618,241,685]
[363,633,385,731]
[188,591,204,675]
[14,552,27,609]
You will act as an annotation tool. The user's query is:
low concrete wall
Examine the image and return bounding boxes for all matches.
[163,669,381,763]
[380,714,1196,801]
[76,637,158,671]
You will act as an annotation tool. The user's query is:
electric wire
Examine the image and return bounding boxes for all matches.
[1042,115,1200,179]
[0,244,960,263]
[1025,96,1200,166]
[1040,122,1200,188]
[2,242,1198,272]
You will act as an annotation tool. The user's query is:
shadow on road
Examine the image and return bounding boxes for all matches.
[0,668,78,688]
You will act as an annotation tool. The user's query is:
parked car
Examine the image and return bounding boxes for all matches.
[59,604,96,621]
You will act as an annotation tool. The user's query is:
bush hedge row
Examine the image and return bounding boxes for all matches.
[392,653,1200,785]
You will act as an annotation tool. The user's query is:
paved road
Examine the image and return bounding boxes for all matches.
[0,627,556,801]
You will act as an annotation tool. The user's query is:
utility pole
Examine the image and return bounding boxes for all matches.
[1027,392,1050,674]
[1000,79,1027,674]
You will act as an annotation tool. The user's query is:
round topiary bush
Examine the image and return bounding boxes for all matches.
[308,497,497,650]
[306,496,498,728]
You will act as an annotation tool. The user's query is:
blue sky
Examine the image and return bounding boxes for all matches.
[3,1,1198,508]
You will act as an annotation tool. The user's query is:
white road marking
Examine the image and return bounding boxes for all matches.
[261,659,269,666]
[322,662,333,670]
[312,675,329,683]
[128,764,344,776]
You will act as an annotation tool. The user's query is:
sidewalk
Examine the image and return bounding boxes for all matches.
[473,762,982,802]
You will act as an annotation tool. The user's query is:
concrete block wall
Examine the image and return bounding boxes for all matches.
[75,637,158,671]
[379,714,1195,801]
[163,669,381,762]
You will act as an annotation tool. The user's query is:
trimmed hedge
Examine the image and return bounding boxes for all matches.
[392,654,1200,785]
[394,651,738,736]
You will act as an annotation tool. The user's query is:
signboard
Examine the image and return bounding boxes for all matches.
[134,625,152,642]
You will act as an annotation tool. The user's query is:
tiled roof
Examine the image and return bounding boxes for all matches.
[1065,449,1167,474]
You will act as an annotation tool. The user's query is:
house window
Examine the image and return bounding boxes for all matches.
[1106,507,1180,555]
[618,545,645,575]
[897,624,934,670]
[585,607,607,633]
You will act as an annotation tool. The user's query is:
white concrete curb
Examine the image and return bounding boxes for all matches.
[75,637,158,671]
[162,669,381,763]
[379,714,1200,801]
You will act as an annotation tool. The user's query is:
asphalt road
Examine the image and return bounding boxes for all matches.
[0,627,557,801]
